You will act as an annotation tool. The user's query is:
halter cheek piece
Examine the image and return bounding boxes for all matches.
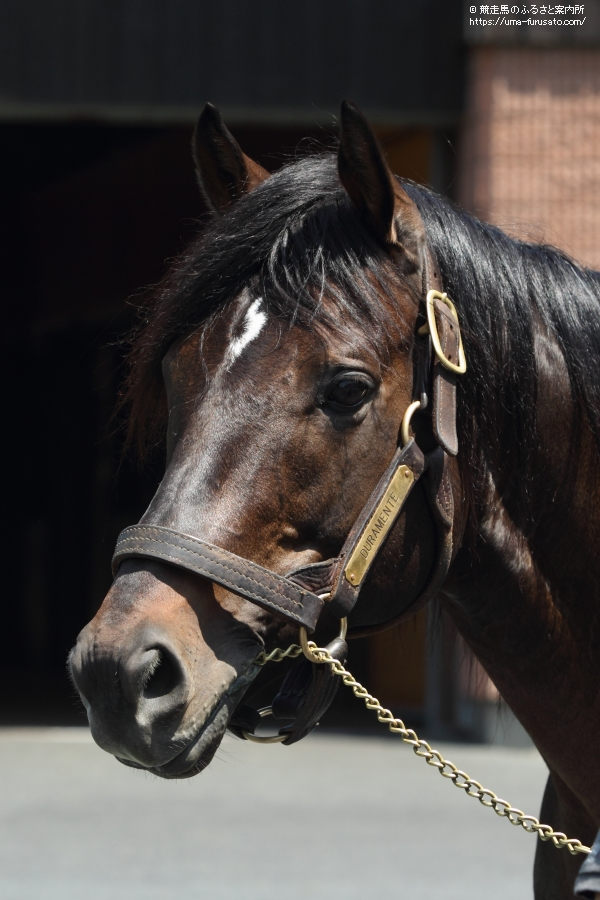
[112,247,466,745]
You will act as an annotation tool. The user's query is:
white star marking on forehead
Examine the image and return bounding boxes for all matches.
[225,297,267,368]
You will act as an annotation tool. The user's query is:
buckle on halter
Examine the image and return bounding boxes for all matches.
[419,290,467,375]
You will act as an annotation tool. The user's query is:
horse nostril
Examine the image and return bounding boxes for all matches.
[142,647,183,700]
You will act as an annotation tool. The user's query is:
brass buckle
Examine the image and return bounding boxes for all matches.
[419,290,467,375]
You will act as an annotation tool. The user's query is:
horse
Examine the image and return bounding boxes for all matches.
[69,101,600,899]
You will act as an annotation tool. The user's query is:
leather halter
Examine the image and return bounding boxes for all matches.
[111,245,463,743]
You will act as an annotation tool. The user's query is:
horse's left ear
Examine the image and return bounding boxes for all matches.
[192,103,270,213]
[338,100,425,264]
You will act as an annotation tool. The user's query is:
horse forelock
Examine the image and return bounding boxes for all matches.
[121,153,418,456]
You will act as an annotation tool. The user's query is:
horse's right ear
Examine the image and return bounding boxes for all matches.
[337,100,425,268]
[192,104,270,213]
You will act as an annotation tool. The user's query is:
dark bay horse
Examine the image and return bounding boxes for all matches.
[70,102,600,898]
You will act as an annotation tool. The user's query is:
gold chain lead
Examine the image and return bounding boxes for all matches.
[255,644,303,666]
[255,635,590,856]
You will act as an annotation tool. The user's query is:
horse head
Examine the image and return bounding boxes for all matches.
[70,102,464,778]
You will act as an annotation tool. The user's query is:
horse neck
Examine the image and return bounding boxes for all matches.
[435,214,600,630]
[442,319,600,819]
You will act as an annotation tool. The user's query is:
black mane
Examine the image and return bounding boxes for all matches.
[404,181,600,525]
[125,153,600,525]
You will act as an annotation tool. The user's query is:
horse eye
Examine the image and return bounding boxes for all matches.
[325,376,373,411]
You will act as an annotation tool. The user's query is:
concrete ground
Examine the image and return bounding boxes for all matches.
[0,727,551,900]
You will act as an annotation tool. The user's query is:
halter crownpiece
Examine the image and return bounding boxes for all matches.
[111,243,466,743]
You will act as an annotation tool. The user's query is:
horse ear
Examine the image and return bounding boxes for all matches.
[192,103,270,213]
[337,100,425,262]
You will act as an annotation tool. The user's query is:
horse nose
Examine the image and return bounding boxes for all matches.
[121,640,187,707]
[70,625,190,763]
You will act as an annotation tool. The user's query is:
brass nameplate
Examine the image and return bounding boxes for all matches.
[344,465,415,587]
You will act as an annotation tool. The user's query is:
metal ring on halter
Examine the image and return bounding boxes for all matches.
[401,400,422,447]
[242,707,288,744]
[299,617,348,663]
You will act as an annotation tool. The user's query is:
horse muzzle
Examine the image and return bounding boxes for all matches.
[115,664,260,779]
[69,563,264,775]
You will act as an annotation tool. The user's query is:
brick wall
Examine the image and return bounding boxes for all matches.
[459,47,600,270]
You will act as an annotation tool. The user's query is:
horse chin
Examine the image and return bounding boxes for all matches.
[116,666,258,780]
[118,704,229,779]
